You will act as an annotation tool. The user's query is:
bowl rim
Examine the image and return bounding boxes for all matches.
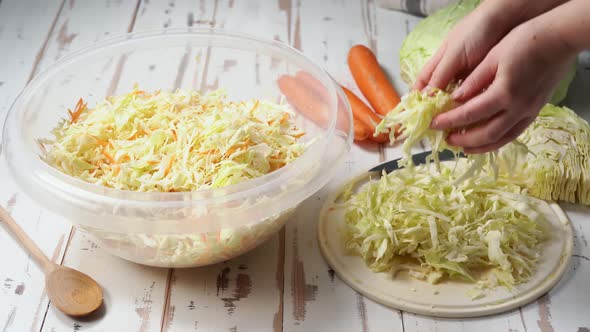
[3,28,352,205]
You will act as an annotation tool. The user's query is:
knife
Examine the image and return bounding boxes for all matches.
[369,149,463,174]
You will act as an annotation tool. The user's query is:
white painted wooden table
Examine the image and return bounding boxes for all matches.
[1,1,590,331]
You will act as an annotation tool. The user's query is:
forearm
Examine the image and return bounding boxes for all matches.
[475,0,568,35]
[532,0,590,54]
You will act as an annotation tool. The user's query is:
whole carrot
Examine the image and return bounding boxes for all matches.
[277,75,328,126]
[279,74,358,140]
[341,86,389,143]
[295,70,331,102]
[348,45,401,117]
[352,114,371,141]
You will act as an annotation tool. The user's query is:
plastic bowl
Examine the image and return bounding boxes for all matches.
[3,29,352,268]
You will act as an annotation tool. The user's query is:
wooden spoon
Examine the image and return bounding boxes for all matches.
[0,206,103,317]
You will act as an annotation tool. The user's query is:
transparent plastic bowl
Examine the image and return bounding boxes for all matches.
[3,29,352,268]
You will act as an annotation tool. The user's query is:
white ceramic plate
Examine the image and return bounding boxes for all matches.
[318,171,573,318]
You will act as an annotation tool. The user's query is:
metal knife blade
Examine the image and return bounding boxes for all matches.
[369,149,461,174]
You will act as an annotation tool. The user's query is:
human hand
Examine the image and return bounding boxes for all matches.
[430,21,577,153]
[413,6,507,92]
[414,0,568,92]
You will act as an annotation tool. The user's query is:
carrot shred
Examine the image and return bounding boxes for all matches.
[270,161,286,171]
[89,135,109,147]
[128,128,145,140]
[68,98,88,124]
[164,157,175,176]
[101,150,116,164]
[225,146,242,156]
[291,132,305,138]
[197,149,219,155]
[118,154,130,163]
[279,113,289,124]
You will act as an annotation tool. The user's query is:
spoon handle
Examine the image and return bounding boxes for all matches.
[0,206,54,273]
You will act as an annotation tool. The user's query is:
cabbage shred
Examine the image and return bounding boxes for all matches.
[44,88,305,192]
[375,87,458,169]
[375,87,501,182]
[342,162,546,286]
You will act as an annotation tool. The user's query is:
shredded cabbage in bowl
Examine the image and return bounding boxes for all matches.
[82,208,292,267]
[36,87,310,267]
[41,87,306,192]
[342,161,547,287]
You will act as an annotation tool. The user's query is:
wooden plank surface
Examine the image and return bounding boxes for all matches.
[281,1,403,331]
[0,1,69,332]
[1,1,590,332]
[25,1,174,331]
[139,1,288,331]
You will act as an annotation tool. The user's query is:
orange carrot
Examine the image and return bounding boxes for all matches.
[293,71,351,133]
[277,75,329,126]
[352,114,371,141]
[295,70,331,102]
[279,74,357,140]
[341,86,389,143]
[348,45,401,117]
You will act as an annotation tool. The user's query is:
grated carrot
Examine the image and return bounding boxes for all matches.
[225,146,244,156]
[164,156,175,176]
[68,98,88,124]
[128,128,145,140]
[280,113,289,124]
[117,154,130,163]
[101,150,116,164]
[89,135,109,147]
